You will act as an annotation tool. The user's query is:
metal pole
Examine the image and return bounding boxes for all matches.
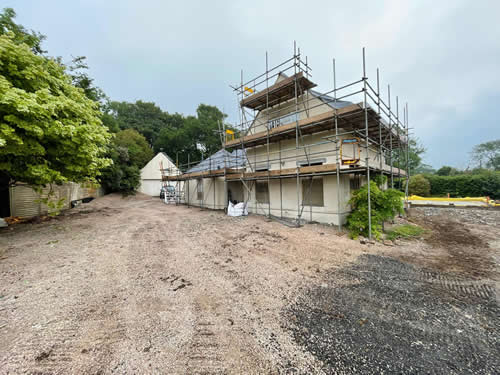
[187,154,190,207]
[377,69,382,173]
[388,85,393,188]
[406,102,410,195]
[396,96,401,179]
[294,41,300,226]
[333,58,342,231]
[223,122,227,212]
[363,48,372,239]
[279,139,283,218]
[266,51,271,218]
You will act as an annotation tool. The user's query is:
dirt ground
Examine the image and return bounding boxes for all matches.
[0,194,498,374]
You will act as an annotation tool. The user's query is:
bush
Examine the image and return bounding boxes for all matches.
[408,174,431,196]
[425,171,500,199]
[346,181,404,240]
[386,224,425,241]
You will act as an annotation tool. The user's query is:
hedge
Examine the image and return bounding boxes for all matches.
[424,171,500,199]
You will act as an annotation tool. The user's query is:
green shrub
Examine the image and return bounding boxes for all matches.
[425,171,500,199]
[408,174,431,196]
[346,181,404,240]
[386,224,425,241]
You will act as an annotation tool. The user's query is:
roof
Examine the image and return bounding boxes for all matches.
[160,152,176,166]
[187,149,246,173]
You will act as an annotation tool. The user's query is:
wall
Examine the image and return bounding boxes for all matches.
[244,174,351,226]
[140,152,182,196]
[183,177,226,210]
[9,182,104,218]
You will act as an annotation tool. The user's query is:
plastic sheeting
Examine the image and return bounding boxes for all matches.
[227,202,248,217]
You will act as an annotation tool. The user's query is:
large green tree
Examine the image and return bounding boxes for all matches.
[100,129,152,195]
[0,8,45,54]
[108,100,167,145]
[471,139,500,171]
[0,33,111,186]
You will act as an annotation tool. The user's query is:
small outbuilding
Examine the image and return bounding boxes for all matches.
[139,152,180,196]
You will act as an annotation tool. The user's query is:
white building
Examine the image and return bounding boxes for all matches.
[139,152,180,196]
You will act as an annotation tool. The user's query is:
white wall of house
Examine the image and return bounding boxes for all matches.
[139,152,181,196]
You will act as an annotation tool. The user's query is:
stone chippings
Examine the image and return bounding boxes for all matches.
[285,254,500,374]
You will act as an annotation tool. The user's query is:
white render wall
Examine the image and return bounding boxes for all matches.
[182,174,352,226]
[140,152,182,196]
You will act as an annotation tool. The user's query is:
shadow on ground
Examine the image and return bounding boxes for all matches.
[285,254,499,374]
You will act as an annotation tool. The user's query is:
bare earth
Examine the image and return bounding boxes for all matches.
[0,194,498,374]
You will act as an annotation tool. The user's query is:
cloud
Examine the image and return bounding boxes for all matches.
[4,0,499,168]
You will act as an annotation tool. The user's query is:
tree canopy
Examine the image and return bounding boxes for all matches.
[471,139,500,171]
[100,129,151,195]
[0,33,111,186]
[0,7,45,54]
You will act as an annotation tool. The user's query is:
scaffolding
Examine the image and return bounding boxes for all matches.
[164,45,410,239]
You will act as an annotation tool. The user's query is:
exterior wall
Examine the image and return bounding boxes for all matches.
[245,92,391,173]
[140,179,164,197]
[183,177,226,210]
[245,174,351,226]
[245,131,389,173]
[9,182,104,218]
[140,152,181,196]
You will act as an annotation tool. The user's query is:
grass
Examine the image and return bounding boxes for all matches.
[386,224,426,241]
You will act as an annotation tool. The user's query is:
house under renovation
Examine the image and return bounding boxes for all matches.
[164,47,409,235]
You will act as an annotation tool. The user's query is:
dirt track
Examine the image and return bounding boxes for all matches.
[0,194,498,374]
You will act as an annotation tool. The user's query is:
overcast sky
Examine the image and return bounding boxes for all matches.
[5,0,499,169]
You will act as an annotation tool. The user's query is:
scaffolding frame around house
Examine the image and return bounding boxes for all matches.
[163,45,410,239]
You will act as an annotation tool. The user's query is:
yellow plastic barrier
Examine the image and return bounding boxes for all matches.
[407,195,499,207]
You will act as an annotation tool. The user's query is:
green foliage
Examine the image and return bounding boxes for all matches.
[0,33,112,186]
[374,174,387,188]
[100,130,151,195]
[436,166,459,176]
[408,174,431,196]
[0,8,45,54]
[393,138,425,176]
[471,139,500,170]
[386,224,425,241]
[414,163,436,174]
[108,100,168,145]
[114,129,153,168]
[425,171,500,199]
[346,181,404,239]
[67,56,108,106]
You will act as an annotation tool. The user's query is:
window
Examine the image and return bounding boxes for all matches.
[256,181,269,204]
[350,175,361,191]
[197,179,203,200]
[302,178,324,207]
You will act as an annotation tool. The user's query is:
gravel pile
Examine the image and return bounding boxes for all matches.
[411,207,500,226]
[285,254,499,374]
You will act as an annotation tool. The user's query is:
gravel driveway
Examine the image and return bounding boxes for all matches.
[0,194,498,374]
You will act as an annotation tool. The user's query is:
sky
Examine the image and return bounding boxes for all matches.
[4,0,499,169]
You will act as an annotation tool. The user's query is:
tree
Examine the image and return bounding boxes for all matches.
[393,138,425,176]
[100,146,140,195]
[0,8,45,54]
[414,163,436,174]
[0,33,111,186]
[471,139,500,170]
[408,174,431,196]
[99,129,152,195]
[67,56,108,106]
[436,166,459,176]
[108,101,167,145]
[114,129,153,168]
